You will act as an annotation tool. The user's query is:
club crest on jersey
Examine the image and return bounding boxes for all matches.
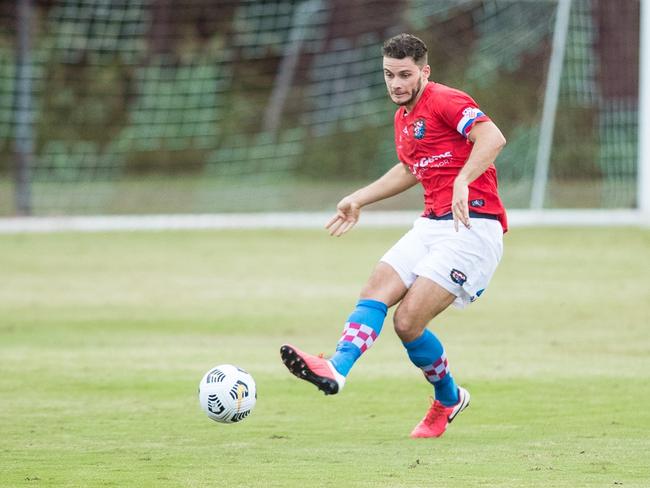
[413,118,426,139]
[450,268,467,286]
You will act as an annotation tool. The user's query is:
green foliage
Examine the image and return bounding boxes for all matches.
[551,106,600,178]
[299,125,395,180]
[0,1,640,214]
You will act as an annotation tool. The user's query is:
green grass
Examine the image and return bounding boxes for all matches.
[0,177,423,216]
[0,176,635,216]
[1,227,649,487]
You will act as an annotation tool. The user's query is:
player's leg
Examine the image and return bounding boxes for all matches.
[328,262,407,375]
[393,276,470,438]
[280,224,425,394]
[400,218,504,437]
[280,262,407,394]
[393,276,459,405]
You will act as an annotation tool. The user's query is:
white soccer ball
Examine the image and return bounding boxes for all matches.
[198,364,257,424]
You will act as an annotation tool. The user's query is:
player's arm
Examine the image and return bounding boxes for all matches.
[452,120,506,231]
[326,162,418,237]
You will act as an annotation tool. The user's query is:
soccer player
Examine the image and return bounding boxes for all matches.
[280,33,507,438]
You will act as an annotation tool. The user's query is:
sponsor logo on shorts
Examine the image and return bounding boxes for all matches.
[470,289,485,302]
[450,268,467,286]
[413,118,426,139]
[470,199,485,208]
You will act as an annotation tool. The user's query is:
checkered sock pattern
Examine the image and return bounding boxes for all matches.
[403,329,459,407]
[339,322,378,353]
[330,299,387,377]
[421,354,449,382]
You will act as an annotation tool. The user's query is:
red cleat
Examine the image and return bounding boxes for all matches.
[280,344,345,395]
[410,387,470,438]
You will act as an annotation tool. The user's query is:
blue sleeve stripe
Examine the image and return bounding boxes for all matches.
[456,110,485,137]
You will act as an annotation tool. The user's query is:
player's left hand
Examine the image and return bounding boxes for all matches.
[452,178,471,232]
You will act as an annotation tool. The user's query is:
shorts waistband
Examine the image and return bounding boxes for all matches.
[425,211,499,221]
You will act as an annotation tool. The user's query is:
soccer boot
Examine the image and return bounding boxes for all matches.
[280,344,345,395]
[410,386,470,438]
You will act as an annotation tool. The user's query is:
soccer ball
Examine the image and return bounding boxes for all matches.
[198,364,257,424]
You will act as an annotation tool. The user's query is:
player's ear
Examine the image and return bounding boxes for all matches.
[421,64,431,79]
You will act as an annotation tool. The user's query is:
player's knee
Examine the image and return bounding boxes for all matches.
[393,308,419,342]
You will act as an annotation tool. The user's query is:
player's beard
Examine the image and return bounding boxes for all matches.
[392,78,422,107]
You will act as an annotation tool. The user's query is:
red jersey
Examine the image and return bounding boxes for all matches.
[394,82,507,232]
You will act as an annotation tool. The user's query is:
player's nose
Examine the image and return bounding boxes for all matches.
[389,80,404,92]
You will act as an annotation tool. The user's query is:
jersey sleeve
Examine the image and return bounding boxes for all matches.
[434,88,490,138]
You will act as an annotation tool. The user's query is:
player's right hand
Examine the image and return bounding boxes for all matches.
[325,197,361,237]
[452,177,471,232]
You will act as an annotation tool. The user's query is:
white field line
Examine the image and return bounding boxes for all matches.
[0,209,648,233]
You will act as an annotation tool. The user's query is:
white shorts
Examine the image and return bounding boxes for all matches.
[380,217,503,309]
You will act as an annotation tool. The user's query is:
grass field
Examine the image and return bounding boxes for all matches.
[1,226,649,487]
[0,177,632,216]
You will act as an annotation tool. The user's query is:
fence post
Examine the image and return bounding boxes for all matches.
[14,0,34,216]
[262,0,322,136]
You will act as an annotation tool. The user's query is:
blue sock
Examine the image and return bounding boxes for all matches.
[330,299,388,376]
[403,329,459,406]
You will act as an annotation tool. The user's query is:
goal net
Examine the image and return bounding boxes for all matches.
[0,0,643,220]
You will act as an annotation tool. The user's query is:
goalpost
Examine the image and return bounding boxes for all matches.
[530,0,571,211]
[0,0,648,232]
[639,0,650,220]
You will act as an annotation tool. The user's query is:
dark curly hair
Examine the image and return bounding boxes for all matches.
[382,33,428,66]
